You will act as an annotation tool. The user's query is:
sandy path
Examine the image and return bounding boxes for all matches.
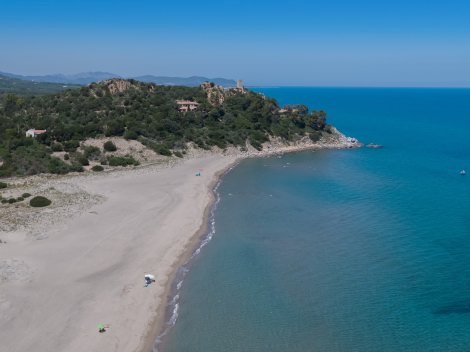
[0,154,236,352]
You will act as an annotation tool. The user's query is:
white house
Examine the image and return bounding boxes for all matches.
[176,100,199,112]
[26,129,47,138]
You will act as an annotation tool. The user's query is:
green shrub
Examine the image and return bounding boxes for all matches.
[8,198,17,204]
[250,140,263,151]
[63,140,80,152]
[155,145,172,156]
[107,156,139,167]
[0,182,7,189]
[173,151,184,158]
[22,193,32,198]
[83,146,101,159]
[69,163,84,172]
[140,138,172,156]
[103,141,117,152]
[17,197,24,202]
[309,131,321,142]
[76,154,89,166]
[64,153,70,160]
[124,130,139,140]
[1,199,7,204]
[91,165,104,172]
[51,143,64,152]
[30,196,52,207]
[48,157,73,175]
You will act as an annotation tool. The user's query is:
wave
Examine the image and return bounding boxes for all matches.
[152,168,231,352]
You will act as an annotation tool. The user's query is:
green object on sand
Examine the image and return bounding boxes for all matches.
[97,323,105,332]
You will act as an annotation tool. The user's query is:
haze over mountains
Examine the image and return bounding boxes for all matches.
[0,71,237,87]
[0,74,81,96]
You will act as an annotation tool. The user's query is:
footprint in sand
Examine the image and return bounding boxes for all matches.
[0,259,33,283]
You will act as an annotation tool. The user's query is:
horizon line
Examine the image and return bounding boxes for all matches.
[2,69,470,89]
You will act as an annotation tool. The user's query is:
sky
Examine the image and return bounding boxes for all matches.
[1,0,469,87]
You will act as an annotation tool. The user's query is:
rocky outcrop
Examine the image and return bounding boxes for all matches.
[104,79,135,94]
[200,82,225,106]
[90,79,156,96]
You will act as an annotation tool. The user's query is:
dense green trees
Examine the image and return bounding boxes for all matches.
[0,80,332,177]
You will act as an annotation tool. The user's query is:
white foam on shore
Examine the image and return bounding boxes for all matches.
[168,303,179,326]
[152,174,227,352]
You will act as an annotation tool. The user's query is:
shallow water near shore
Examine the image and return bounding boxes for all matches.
[159,87,470,351]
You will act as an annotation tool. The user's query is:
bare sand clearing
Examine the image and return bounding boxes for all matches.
[0,132,358,352]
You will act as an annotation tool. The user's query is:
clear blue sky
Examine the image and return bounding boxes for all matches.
[1,0,469,86]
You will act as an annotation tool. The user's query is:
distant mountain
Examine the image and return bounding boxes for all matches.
[0,74,81,96]
[0,71,237,87]
[0,71,120,85]
[134,75,237,88]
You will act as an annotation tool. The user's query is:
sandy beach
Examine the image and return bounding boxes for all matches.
[0,132,358,352]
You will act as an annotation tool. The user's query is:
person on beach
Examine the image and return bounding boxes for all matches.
[144,274,156,287]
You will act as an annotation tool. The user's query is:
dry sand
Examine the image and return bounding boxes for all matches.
[0,132,359,352]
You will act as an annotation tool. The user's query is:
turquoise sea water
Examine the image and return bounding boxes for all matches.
[158,88,470,351]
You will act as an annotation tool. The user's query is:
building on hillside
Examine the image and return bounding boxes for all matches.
[26,129,47,138]
[236,80,244,89]
[176,100,200,112]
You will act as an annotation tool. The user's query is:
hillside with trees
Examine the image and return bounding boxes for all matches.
[0,74,80,96]
[0,79,331,177]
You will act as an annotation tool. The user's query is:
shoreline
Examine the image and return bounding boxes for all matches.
[141,159,239,352]
[142,131,360,352]
[0,132,359,352]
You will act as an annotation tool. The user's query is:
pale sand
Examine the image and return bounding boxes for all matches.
[0,132,359,352]
[0,154,238,352]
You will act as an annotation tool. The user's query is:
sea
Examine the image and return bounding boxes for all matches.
[156,87,470,352]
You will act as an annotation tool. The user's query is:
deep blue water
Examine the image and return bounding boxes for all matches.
[160,88,470,351]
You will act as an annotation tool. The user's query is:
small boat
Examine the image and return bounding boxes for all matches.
[460,170,466,175]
